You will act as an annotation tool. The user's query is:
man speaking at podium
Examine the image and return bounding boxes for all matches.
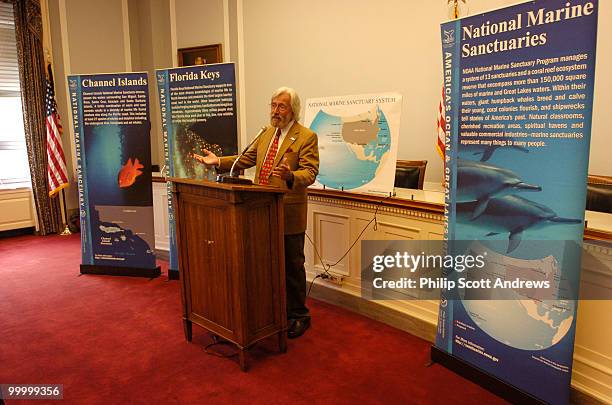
[193,87,319,339]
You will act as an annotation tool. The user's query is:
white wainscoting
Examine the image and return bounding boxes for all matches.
[306,193,445,324]
[0,188,35,232]
[573,241,612,403]
[152,181,170,251]
[306,192,612,403]
[311,210,350,277]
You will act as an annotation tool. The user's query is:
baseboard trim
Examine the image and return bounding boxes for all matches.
[308,281,436,343]
[0,227,35,238]
[155,248,169,261]
[571,376,611,404]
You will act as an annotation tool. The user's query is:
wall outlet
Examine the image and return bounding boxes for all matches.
[322,273,343,286]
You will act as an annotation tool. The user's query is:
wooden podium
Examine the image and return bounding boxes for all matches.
[171,178,287,370]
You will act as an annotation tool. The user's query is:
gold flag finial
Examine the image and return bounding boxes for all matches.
[448,0,468,20]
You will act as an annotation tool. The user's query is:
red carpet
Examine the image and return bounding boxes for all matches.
[0,234,507,404]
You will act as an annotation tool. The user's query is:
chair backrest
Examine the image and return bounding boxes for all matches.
[586,174,612,213]
[394,160,427,190]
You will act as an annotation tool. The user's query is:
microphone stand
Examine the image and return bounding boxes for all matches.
[216,126,267,184]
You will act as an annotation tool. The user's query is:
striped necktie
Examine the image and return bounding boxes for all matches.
[259,128,281,185]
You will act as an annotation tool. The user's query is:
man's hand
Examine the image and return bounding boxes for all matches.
[192,149,219,167]
[272,156,293,181]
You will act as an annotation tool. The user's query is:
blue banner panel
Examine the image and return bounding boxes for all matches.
[68,72,157,270]
[436,1,598,404]
[155,63,238,271]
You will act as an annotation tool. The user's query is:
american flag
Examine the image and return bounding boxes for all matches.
[46,64,69,197]
[436,86,446,160]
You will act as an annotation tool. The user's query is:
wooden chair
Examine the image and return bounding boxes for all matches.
[586,174,612,213]
[394,160,427,190]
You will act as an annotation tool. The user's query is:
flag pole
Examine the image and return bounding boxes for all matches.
[59,188,71,235]
[439,0,467,187]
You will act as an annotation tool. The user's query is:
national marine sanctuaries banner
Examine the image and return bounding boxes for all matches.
[69,72,159,276]
[436,1,598,404]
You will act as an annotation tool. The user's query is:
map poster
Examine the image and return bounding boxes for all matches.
[68,72,159,275]
[435,1,598,404]
[303,93,402,195]
[156,63,238,274]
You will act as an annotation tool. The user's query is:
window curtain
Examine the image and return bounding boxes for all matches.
[11,0,62,235]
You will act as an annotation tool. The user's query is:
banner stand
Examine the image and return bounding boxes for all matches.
[80,264,161,278]
[69,71,160,278]
[430,346,545,405]
[155,63,240,280]
[434,1,598,402]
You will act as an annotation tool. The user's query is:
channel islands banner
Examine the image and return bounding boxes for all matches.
[156,63,238,274]
[436,1,598,404]
[69,72,159,276]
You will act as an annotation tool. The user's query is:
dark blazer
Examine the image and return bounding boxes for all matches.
[219,122,319,234]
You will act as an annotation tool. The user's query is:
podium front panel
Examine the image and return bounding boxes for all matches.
[180,193,235,336]
[173,180,286,351]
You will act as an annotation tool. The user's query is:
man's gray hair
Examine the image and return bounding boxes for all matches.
[271,86,301,122]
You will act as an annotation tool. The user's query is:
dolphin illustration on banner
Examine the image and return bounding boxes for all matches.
[457,195,582,253]
[457,159,542,219]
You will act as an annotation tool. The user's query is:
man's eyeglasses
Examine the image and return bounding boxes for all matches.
[270,103,289,112]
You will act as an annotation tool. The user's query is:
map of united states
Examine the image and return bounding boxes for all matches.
[310,106,391,190]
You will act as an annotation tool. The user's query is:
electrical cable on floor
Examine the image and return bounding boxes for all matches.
[203,336,238,358]
[305,195,392,297]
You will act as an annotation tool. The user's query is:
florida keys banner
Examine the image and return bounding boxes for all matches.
[156,63,238,275]
[436,1,598,404]
[69,72,159,276]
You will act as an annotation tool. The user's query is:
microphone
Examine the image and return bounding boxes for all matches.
[216,126,268,184]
